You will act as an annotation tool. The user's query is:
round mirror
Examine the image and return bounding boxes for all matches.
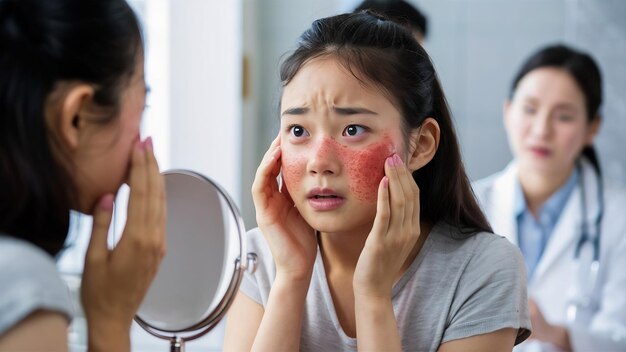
[135,170,256,350]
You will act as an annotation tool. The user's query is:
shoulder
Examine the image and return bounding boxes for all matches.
[472,173,498,195]
[466,231,525,273]
[472,164,516,200]
[0,235,73,335]
[431,224,522,264]
[427,227,530,345]
[604,181,626,209]
[428,224,526,285]
[601,182,626,244]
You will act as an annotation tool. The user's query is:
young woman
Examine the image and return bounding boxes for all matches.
[0,0,165,350]
[474,45,626,351]
[225,12,530,351]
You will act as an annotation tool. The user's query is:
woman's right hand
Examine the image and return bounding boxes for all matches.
[80,137,166,350]
[252,135,316,282]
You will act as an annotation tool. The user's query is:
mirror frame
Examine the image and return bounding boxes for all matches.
[134,169,256,343]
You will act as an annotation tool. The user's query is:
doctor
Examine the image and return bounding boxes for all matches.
[474,44,626,351]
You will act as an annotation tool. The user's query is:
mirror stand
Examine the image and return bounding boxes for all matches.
[170,336,184,352]
[135,252,258,351]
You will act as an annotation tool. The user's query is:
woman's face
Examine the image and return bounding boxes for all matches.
[73,58,147,213]
[280,56,407,234]
[504,67,597,178]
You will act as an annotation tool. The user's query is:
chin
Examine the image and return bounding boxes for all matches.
[302,211,374,235]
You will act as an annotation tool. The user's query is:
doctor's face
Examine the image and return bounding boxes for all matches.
[504,67,598,179]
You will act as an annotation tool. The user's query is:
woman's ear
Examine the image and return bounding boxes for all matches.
[52,84,95,151]
[585,114,601,145]
[502,100,512,129]
[407,117,440,171]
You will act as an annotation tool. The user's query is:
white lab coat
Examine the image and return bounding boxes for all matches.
[473,158,626,351]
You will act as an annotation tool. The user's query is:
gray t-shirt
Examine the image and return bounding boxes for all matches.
[240,222,531,351]
[0,235,73,335]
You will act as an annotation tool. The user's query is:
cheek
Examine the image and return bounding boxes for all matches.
[342,139,395,202]
[281,151,306,194]
[559,127,587,155]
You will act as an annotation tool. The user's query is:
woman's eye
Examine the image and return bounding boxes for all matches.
[522,105,536,115]
[343,125,367,137]
[289,125,309,138]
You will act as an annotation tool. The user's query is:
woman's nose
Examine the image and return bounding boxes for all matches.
[530,112,553,138]
[307,137,341,176]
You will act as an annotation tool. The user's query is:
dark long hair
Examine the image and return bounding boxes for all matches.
[510,44,603,175]
[280,11,491,235]
[0,0,142,256]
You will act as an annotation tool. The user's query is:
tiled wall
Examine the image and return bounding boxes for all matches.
[415,0,626,182]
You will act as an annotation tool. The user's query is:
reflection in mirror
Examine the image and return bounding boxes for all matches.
[135,170,256,351]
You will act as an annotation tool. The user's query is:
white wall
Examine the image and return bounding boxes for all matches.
[168,0,242,203]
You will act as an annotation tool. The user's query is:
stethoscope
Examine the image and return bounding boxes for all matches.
[566,159,604,323]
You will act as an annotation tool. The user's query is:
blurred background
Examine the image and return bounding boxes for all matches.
[57,0,626,350]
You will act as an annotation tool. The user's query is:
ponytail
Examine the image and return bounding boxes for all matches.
[581,145,602,176]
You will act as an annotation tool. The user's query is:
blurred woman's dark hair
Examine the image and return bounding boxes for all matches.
[510,44,603,175]
[0,0,143,256]
[279,11,491,236]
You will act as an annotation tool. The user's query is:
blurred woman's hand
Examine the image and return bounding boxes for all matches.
[81,138,166,350]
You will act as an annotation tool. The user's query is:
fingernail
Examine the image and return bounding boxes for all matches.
[145,136,153,151]
[386,156,395,166]
[382,176,389,187]
[394,154,403,165]
[99,194,114,211]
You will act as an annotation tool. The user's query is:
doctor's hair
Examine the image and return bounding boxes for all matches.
[279,11,491,235]
[0,0,143,256]
[510,44,603,175]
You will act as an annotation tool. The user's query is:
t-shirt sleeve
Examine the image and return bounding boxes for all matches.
[237,228,275,307]
[0,236,73,335]
[239,265,263,304]
[442,235,532,345]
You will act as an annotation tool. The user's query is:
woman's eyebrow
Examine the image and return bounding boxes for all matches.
[281,107,309,116]
[334,107,378,115]
[281,106,378,116]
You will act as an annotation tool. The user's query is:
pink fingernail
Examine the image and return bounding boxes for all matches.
[99,194,114,211]
[394,154,403,165]
[386,156,395,166]
[145,136,153,151]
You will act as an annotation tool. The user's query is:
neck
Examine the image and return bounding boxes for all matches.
[319,220,433,277]
[519,165,575,217]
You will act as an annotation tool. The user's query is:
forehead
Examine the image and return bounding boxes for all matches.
[515,67,585,106]
[281,56,398,110]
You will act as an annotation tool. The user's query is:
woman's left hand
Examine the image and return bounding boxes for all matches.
[353,153,421,299]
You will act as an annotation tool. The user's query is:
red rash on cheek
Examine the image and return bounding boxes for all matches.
[342,137,395,202]
[281,135,396,203]
[281,153,306,196]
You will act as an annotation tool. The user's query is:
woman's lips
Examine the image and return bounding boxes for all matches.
[529,146,552,158]
[307,187,345,211]
[308,196,345,211]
